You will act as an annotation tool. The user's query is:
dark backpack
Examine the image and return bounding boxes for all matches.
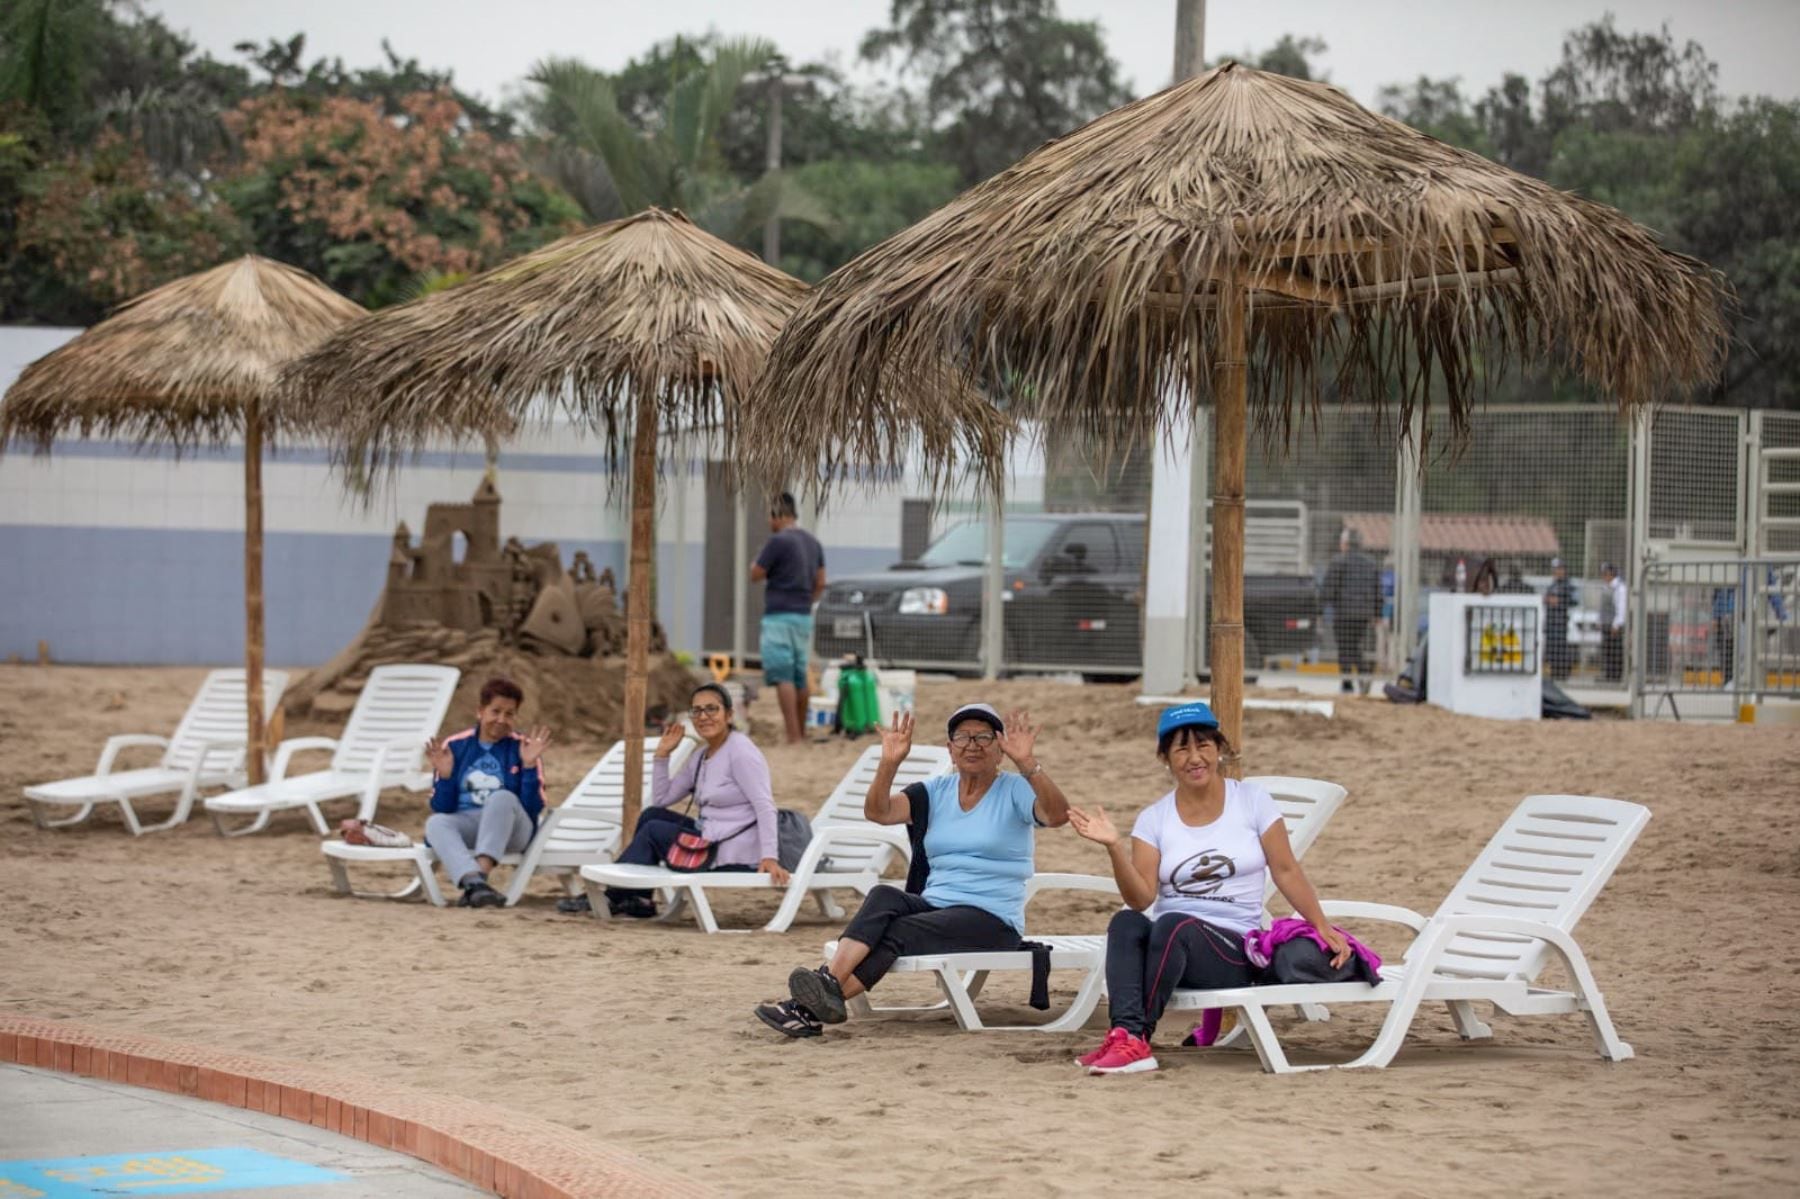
[775,808,814,871]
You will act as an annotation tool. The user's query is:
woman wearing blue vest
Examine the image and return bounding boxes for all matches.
[756,702,1070,1038]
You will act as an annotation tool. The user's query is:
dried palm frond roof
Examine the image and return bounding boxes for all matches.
[277,208,810,471]
[1,256,366,451]
[750,61,1732,488]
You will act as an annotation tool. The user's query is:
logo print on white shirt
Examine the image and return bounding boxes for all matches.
[1171,850,1237,897]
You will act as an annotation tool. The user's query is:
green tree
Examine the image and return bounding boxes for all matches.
[220,89,582,308]
[1377,17,1799,409]
[11,128,248,322]
[859,0,1132,185]
[524,37,832,242]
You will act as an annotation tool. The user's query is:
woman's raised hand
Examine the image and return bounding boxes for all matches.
[654,722,688,759]
[998,709,1039,766]
[878,711,915,767]
[424,737,453,778]
[520,725,553,768]
[1067,805,1121,847]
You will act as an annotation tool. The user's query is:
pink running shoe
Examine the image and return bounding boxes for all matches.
[1087,1032,1158,1075]
[1075,1027,1128,1068]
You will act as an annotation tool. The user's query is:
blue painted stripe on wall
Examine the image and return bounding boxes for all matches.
[0,526,903,666]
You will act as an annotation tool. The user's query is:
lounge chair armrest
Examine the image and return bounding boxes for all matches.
[270,736,339,782]
[1317,900,1430,931]
[1024,872,1121,906]
[805,823,913,859]
[361,738,425,808]
[183,737,248,780]
[96,734,170,776]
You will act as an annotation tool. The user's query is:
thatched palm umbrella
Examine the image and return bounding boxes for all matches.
[750,62,1730,754]
[279,207,808,832]
[1,256,366,785]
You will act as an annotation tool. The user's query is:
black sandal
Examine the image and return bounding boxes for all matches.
[788,966,848,1025]
[755,999,822,1039]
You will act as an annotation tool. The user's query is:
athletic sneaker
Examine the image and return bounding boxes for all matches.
[1075,1027,1130,1068]
[755,999,823,1039]
[1086,1032,1158,1075]
[788,965,848,1024]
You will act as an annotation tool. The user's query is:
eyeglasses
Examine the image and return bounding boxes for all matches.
[689,704,726,718]
[950,732,997,748]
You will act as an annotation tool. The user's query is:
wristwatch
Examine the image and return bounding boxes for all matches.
[1020,760,1044,779]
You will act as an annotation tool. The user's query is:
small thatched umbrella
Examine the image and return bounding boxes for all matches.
[750,62,1730,754]
[1,257,366,785]
[279,207,808,832]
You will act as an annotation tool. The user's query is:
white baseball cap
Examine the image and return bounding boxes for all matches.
[945,702,1005,736]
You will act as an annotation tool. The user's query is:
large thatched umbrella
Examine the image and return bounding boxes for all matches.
[1,257,366,785]
[279,207,808,832]
[750,62,1730,754]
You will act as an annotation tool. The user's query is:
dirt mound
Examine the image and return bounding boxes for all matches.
[282,623,700,743]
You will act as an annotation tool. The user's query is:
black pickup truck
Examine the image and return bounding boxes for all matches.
[812,512,1320,676]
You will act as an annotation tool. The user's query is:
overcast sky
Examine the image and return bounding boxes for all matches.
[144,0,1800,111]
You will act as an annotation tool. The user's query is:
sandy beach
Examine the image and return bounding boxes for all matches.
[4,663,1799,1197]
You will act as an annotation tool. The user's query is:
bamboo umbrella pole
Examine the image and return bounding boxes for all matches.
[243,400,268,786]
[1210,280,1247,769]
[620,394,658,837]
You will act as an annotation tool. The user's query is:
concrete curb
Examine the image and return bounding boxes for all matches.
[0,1015,710,1199]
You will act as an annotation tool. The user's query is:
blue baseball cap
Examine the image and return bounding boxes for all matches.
[1157,702,1220,741]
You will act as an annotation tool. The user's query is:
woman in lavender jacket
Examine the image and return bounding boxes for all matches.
[600,682,788,918]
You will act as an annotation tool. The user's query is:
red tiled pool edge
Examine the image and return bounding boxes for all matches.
[1,1015,709,1199]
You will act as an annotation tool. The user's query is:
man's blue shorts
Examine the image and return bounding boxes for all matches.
[761,612,813,687]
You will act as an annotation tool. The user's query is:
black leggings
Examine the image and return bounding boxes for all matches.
[840,884,1019,990]
[1104,909,1256,1040]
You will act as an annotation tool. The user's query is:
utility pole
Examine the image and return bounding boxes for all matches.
[763,74,784,264]
[1141,0,1208,697]
[1173,0,1206,82]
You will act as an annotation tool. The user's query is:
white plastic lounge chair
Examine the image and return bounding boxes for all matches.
[837,775,1350,1032]
[204,664,458,836]
[1164,794,1650,1073]
[578,743,951,933]
[21,669,290,835]
[320,735,695,905]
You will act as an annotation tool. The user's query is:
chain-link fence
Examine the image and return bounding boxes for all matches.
[792,404,1791,694]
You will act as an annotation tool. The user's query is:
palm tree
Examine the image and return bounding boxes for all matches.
[526,38,831,245]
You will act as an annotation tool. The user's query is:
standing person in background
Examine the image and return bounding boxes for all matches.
[1544,558,1575,680]
[752,492,826,743]
[1320,527,1382,695]
[1600,562,1628,682]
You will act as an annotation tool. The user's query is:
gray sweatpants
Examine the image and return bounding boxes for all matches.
[425,790,534,888]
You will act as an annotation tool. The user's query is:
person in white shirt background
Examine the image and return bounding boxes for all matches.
[1600,562,1628,681]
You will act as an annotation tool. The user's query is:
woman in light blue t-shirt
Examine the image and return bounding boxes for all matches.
[755,702,1071,1039]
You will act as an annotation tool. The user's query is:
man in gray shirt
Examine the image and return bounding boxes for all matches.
[751,493,826,742]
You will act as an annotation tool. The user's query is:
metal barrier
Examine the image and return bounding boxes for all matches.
[1634,557,1800,717]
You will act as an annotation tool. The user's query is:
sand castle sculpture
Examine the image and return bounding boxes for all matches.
[374,476,641,657]
[285,481,688,738]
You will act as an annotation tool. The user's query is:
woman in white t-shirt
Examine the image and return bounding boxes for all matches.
[1066,701,1348,1075]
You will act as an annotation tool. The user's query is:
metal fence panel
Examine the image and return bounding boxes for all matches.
[1634,558,1800,713]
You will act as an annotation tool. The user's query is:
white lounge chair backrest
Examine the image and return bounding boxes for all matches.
[1428,794,1650,983]
[811,744,950,876]
[329,665,461,775]
[165,669,292,775]
[1248,775,1348,862]
[543,736,695,843]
